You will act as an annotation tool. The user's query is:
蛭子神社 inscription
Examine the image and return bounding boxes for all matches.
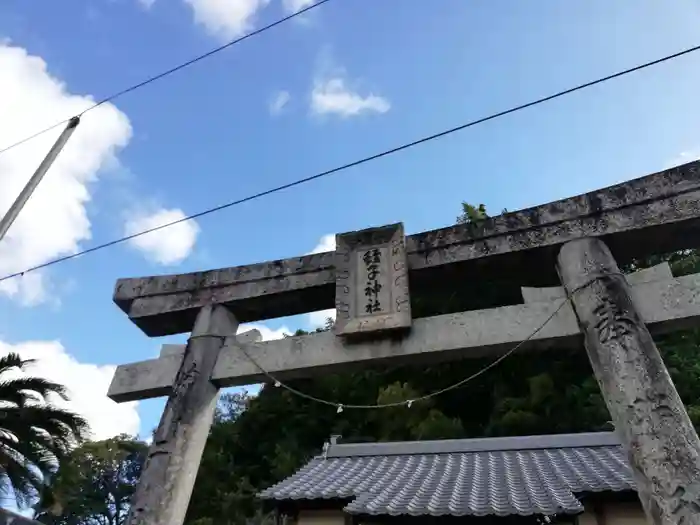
[334,223,411,337]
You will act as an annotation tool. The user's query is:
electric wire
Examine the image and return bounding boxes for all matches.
[0,0,332,157]
[1,44,699,284]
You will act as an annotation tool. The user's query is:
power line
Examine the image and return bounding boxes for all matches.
[1,43,699,284]
[0,120,70,157]
[0,0,332,157]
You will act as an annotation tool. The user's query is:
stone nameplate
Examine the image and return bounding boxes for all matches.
[334,223,411,337]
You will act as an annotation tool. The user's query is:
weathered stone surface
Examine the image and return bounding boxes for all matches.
[159,328,261,358]
[334,223,411,337]
[521,262,673,303]
[557,238,700,525]
[108,272,700,402]
[109,302,577,402]
[114,161,700,336]
[125,304,238,525]
[111,329,260,403]
[110,353,183,402]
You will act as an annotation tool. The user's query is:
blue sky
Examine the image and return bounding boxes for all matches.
[1,0,700,443]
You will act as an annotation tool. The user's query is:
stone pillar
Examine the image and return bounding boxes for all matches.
[126,304,238,525]
[557,238,700,524]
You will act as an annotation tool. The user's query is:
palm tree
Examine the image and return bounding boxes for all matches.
[0,352,89,508]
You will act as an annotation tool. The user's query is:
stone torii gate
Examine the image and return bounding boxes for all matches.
[109,161,700,525]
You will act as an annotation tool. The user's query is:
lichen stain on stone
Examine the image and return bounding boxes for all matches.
[611,185,632,203]
[585,192,605,214]
[477,240,491,255]
[503,213,525,231]
[518,208,544,228]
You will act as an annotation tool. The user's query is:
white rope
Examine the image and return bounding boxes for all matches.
[236,297,573,411]
[233,271,624,411]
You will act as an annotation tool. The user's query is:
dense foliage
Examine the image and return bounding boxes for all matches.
[36,435,147,525]
[0,353,88,507]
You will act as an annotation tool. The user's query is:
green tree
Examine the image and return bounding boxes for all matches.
[0,353,89,508]
[184,205,700,525]
[35,435,147,525]
[456,202,488,224]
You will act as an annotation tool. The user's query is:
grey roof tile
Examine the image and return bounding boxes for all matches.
[258,432,635,517]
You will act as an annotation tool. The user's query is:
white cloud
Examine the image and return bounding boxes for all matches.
[268,90,290,116]
[0,44,131,305]
[306,234,336,328]
[311,76,390,118]
[666,149,700,169]
[125,208,200,266]
[309,233,335,254]
[308,308,335,329]
[184,0,270,41]
[240,322,291,340]
[282,0,314,14]
[137,0,156,9]
[0,340,140,441]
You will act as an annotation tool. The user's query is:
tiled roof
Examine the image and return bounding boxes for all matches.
[258,432,635,517]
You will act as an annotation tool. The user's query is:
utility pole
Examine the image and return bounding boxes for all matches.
[0,116,80,242]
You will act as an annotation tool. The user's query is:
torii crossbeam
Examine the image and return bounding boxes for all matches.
[110,161,700,525]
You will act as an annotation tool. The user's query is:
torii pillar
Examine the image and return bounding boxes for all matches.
[125,304,240,525]
[558,238,700,524]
